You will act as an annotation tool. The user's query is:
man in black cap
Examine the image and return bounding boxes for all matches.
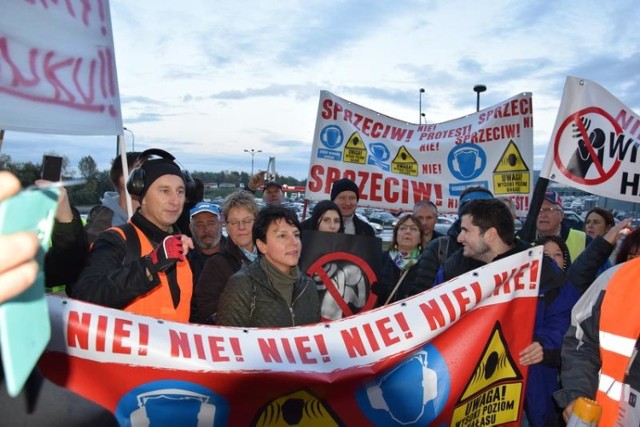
[68,149,194,322]
[330,178,374,236]
[262,181,285,206]
[246,171,284,206]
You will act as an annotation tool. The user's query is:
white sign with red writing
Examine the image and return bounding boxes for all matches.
[45,249,541,374]
[306,91,534,215]
[541,76,640,203]
[0,0,122,135]
[41,248,542,425]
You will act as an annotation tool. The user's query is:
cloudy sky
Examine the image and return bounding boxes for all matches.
[4,0,640,179]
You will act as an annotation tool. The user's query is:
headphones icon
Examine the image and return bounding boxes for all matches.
[366,350,438,425]
[126,148,196,198]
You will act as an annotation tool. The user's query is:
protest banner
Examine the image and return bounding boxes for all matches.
[305,91,534,216]
[0,0,122,134]
[40,248,542,426]
[540,76,640,203]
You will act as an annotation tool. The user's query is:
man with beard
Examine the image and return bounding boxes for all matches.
[188,202,226,283]
[434,198,580,426]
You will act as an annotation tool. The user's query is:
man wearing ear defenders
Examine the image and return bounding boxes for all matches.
[68,149,195,322]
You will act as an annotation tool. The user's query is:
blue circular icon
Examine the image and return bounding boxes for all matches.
[369,143,391,161]
[320,125,344,149]
[356,344,450,426]
[115,380,228,426]
[448,144,487,181]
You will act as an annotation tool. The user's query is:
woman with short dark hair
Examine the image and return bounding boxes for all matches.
[216,206,320,327]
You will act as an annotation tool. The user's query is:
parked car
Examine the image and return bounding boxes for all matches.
[357,214,383,235]
[563,210,584,231]
[367,211,398,228]
[434,215,456,235]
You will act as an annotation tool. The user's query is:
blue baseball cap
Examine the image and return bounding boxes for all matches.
[189,202,220,218]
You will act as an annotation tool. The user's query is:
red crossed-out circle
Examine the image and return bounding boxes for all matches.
[307,251,378,319]
[553,106,623,185]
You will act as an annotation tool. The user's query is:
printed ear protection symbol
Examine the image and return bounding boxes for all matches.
[126,148,196,198]
[365,351,436,424]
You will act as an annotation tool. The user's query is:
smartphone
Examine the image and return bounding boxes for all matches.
[41,155,63,182]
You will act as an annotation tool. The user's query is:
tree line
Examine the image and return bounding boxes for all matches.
[0,152,306,206]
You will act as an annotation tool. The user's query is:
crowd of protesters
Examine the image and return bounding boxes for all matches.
[2,147,639,426]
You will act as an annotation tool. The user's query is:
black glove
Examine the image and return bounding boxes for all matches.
[145,235,185,274]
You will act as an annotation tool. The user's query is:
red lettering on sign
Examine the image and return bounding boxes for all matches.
[169,330,191,358]
[67,311,91,349]
[96,315,108,352]
[452,286,472,317]
[295,336,315,364]
[208,336,230,362]
[0,38,118,117]
[308,166,443,208]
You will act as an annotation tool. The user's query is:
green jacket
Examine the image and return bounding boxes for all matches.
[216,259,321,328]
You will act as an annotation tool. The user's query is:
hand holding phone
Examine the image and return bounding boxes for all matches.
[41,155,63,182]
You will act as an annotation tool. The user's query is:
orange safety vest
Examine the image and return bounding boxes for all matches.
[596,257,640,425]
[111,224,192,322]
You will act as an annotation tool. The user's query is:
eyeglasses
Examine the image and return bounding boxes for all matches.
[539,207,562,214]
[226,217,254,228]
[398,225,420,233]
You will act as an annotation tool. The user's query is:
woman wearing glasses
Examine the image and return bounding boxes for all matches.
[192,190,259,324]
[374,214,425,306]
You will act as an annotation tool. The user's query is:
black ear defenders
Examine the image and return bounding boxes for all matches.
[126,148,196,198]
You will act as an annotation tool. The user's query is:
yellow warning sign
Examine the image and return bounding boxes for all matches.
[253,389,342,427]
[460,324,521,400]
[494,140,529,173]
[391,146,418,176]
[451,383,522,426]
[493,140,530,194]
[343,132,367,164]
[451,323,524,427]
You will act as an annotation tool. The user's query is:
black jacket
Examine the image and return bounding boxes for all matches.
[216,259,321,328]
[67,212,176,309]
[373,251,420,306]
[566,235,614,293]
[413,219,463,293]
[45,206,89,287]
[191,238,252,324]
[353,215,376,237]
[187,235,228,285]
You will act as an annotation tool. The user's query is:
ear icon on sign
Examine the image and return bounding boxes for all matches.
[566,117,606,179]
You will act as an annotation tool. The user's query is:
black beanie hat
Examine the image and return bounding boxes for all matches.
[140,158,185,199]
[330,178,359,201]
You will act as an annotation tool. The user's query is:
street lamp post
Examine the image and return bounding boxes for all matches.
[244,148,262,176]
[473,84,487,112]
[123,127,135,151]
[419,88,425,124]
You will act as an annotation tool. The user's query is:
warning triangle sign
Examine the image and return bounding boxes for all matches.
[460,322,522,400]
[345,132,366,150]
[391,146,418,176]
[344,132,367,164]
[494,140,529,173]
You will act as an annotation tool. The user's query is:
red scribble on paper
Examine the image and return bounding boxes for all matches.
[23,0,109,37]
[0,36,118,117]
